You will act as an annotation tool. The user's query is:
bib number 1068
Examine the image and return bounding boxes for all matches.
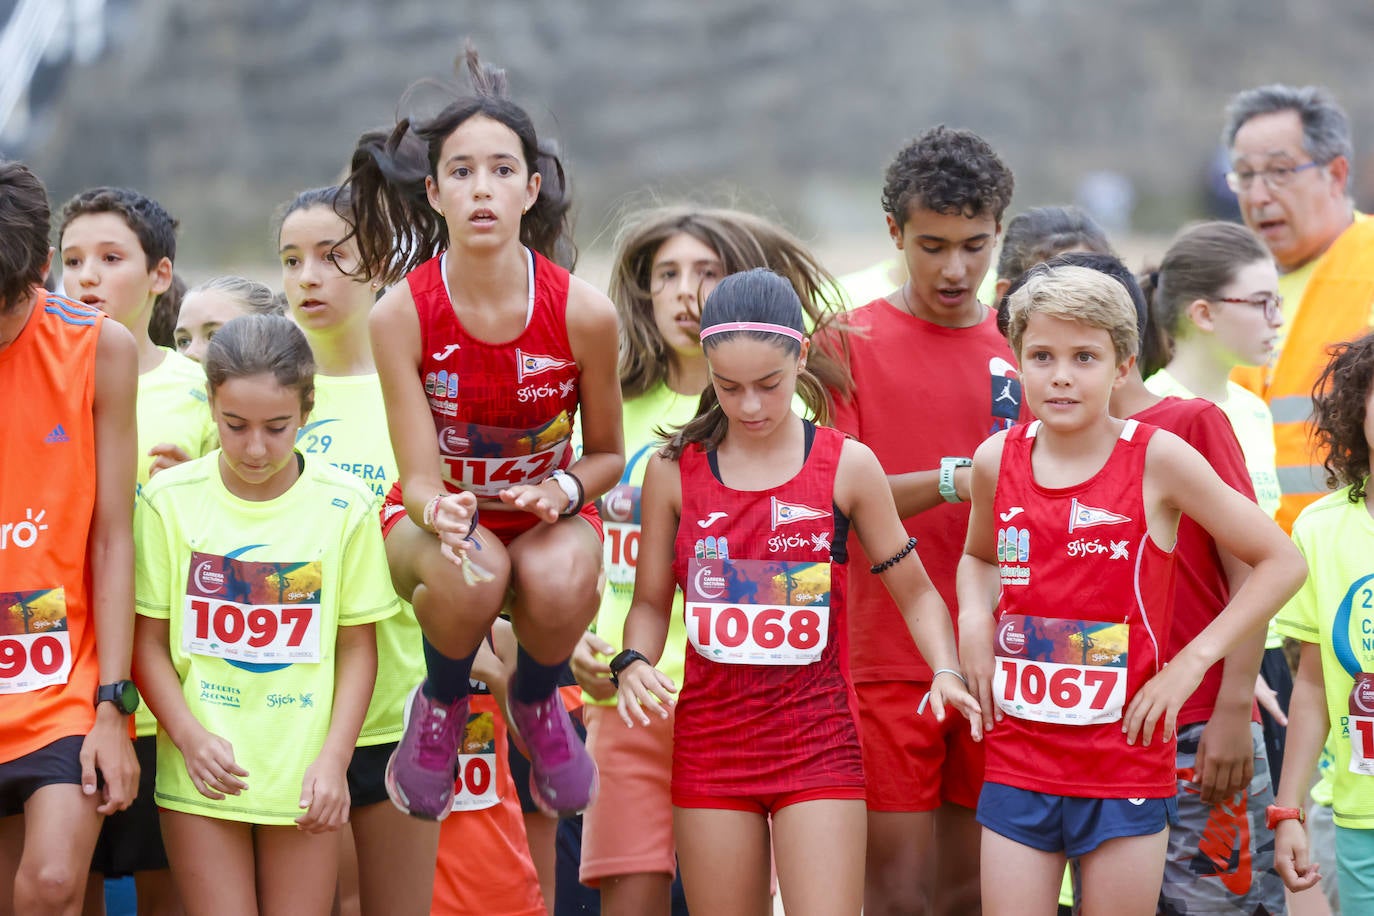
[686,603,827,665]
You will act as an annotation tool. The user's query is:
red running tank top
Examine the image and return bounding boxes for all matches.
[670,424,863,796]
[408,249,579,498]
[985,419,1178,798]
[0,293,103,762]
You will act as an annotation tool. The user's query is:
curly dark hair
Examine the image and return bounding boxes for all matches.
[1312,333,1374,503]
[881,125,1015,227]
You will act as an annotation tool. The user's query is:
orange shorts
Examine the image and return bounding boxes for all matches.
[856,678,984,812]
[579,704,677,886]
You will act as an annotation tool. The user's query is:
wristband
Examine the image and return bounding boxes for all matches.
[550,469,584,517]
[1265,804,1306,830]
[609,649,650,687]
[422,494,443,532]
[939,457,973,503]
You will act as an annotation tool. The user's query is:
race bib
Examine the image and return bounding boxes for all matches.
[685,558,830,666]
[183,553,323,663]
[438,413,573,498]
[451,710,500,812]
[993,614,1128,725]
[1348,673,1374,776]
[0,588,71,694]
[601,484,641,593]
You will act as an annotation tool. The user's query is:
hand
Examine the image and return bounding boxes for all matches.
[1273,817,1321,892]
[958,614,1000,734]
[498,479,566,524]
[178,725,248,800]
[1123,655,1206,747]
[81,705,140,814]
[922,671,984,742]
[571,631,616,701]
[1194,706,1254,803]
[147,443,193,478]
[614,660,677,727]
[429,491,480,568]
[296,753,350,833]
[1255,674,1289,726]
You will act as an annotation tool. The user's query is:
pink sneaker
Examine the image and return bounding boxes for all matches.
[506,692,598,817]
[384,683,467,821]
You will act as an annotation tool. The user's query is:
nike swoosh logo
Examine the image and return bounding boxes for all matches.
[697,512,728,529]
[999,507,1024,522]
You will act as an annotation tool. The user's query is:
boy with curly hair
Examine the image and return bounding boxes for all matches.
[816,125,1019,914]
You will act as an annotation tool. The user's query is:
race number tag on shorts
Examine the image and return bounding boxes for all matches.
[451,711,500,812]
[993,614,1128,725]
[685,558,830,666]
[183,552,323,663]
[1347,673,1374,775]
[0,588,71,694]
[438,413,573,498]
[600,484,641,594]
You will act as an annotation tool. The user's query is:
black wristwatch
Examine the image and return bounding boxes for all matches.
[609,649,650,688]
[95,679,140,715]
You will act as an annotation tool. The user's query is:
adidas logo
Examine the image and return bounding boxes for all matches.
[45,424,69,444]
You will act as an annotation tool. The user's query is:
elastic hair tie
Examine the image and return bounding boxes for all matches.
[698,321,805,344]
[870,536,918,575]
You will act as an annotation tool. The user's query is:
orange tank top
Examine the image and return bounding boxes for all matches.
[0,291,103,762]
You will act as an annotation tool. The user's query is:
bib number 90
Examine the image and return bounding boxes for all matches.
[0,632,71,694]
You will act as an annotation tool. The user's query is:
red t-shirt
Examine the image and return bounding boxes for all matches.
[407,250,579,500]
[0,293,104,762]
[819,299,1023,682]
[670,424,862,796]
[1130,396,1260,728]
[984,420,1178,798]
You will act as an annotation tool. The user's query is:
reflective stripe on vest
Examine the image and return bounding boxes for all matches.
[1277,463,1330,497]
[1270,395,1313,425]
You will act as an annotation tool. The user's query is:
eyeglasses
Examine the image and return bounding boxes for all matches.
[1214,293,1283,321]
[1225,161,1322,193]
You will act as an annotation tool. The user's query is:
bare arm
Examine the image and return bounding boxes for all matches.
[615,453,682,725]
[84,318,140,812]
[956,433,1007,734]
[837,440,981,735]
[887,465,972,519]
[1124,433,1307,744]
[1272,641,1328,892]
[297,622,378,832]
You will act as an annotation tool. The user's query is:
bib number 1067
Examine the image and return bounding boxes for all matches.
[994,658,1124,725]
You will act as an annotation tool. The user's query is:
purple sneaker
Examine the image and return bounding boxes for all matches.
[505,692,598,817]
[384,683,467,821]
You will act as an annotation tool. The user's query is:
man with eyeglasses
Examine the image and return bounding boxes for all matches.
[1224,83,1374,534]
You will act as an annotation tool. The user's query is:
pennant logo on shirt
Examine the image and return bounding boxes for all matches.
[1068,498,1131,532]
[770,497,829,531]
[516,349,575,382]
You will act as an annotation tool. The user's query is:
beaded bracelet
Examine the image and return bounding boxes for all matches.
[423,494,479,539]
[870,536,918,575]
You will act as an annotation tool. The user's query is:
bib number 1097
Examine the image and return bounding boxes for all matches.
[184,599,321,663]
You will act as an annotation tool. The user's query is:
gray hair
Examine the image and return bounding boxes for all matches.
[1223,84,1353,166]
[188,275,284,316]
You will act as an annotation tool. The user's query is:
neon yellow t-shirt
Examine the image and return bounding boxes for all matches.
[137,349,217,489]
[583,384,696,707]
[1275,486,1374,828]
[134,348,218,736]
[301,373,422,746]
[135,452,398,824]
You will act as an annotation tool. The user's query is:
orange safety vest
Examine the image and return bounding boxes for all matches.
[1232,218,1374,533]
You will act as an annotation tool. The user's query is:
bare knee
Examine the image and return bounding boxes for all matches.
[17,858,87,913]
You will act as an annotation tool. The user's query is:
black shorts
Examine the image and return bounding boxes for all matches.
[348,741,397,809]
[91,735,167,876]
[0,734,85,818]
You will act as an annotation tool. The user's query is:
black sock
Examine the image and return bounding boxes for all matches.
[420,637,476,704]
[510,645,566,704]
